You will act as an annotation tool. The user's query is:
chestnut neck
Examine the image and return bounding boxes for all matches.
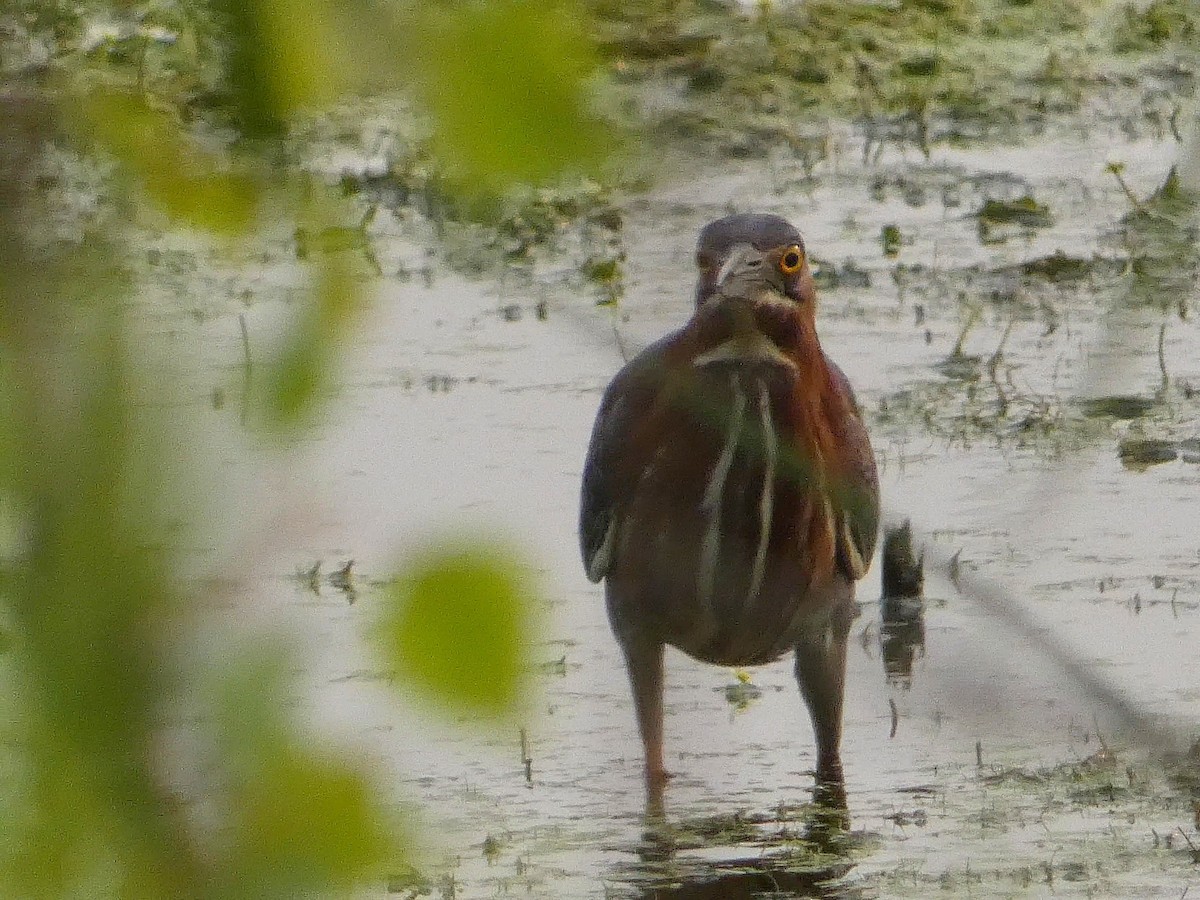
[699,281,852,475]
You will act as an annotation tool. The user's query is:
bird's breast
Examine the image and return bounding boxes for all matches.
[615,368,840,664]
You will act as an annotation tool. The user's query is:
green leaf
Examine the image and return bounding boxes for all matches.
[80,91,259,233]
[231,748,396,895]
[0,245,205,896]
[377,543,535,718]
[210,0,349,137]
[246,0,346,115]
[216,648,403,897]
[410,0,612,189]
[263,249,358,429]
[0,349,14,499]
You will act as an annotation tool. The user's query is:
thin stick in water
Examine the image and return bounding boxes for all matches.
[238,313,252,426]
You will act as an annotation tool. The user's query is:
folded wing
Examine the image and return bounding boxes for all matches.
[580,341,672,583]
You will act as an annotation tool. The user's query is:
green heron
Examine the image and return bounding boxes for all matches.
[580,213,879,811]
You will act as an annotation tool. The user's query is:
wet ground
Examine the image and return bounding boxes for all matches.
[138,112,1200,897]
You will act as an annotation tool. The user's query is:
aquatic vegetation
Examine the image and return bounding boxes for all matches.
[977,195,1054,228]
[589,0,1191,154]
[1112,0,1197,53]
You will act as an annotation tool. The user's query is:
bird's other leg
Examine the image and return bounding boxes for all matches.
[619,632,668,812]
[794,595,856,814]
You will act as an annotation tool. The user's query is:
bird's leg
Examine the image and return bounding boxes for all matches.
[794,598,855,813]
[620,634,668,802]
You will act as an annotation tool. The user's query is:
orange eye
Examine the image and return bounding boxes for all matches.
[779,246,804,275]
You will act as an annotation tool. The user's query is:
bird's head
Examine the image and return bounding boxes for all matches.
[710,242,809,309]
[694,213,815,309]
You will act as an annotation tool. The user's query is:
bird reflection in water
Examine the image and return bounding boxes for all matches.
[625,806,859,900]
[627,860,854,900]
[878,520,926,686]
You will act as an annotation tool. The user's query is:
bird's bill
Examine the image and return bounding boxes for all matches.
[714,243,764,287]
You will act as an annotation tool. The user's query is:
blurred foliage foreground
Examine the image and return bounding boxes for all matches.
[0,0,610,895]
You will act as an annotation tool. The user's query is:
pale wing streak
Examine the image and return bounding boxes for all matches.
[839,516,867,580]
[586,520,616,583]
[819,496,836,575]
[698,376,746,608]
[746,380,775,606]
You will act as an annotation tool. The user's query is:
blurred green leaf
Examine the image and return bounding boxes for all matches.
[0,249,206,895]
[264,246,359,429]
[0,351,14,499]
[249,0,346,115]
[216,648,401,897]
[80,91,258,233]
[411,0,611,189]
[231,748,396,895]
[210,0,349,137]
[377,544,535,718]
[2,3,590,894]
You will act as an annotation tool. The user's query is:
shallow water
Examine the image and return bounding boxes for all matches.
[144,118,1200,897]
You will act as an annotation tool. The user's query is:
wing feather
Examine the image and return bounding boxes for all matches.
[579,339,673,582]
[825,358,880,582]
